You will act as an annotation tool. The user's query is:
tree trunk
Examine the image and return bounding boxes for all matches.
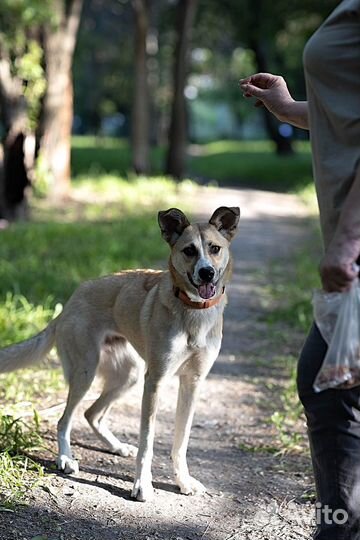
[0,57,31,221]
[131,0,150,174]
[165,0,198,179]
[39,0,83,199]
[251,39,294,156]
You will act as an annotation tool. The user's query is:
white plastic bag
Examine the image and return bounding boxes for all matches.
[313,279,360,392]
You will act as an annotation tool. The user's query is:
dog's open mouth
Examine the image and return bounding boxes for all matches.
[198,283,216,300]
[187,273,217,300]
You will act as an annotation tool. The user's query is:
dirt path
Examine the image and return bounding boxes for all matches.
[1,187,316,540]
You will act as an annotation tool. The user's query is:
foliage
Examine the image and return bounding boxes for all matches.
[73,0,134,133]
[16,41,47,131]
[0,0,54,131]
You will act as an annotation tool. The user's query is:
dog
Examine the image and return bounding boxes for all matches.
[0,206,240,501]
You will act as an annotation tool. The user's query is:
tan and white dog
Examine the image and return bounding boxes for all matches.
[0,206,240,501]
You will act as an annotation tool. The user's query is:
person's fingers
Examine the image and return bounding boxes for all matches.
[241,73,277,89]
[240,83,266,99]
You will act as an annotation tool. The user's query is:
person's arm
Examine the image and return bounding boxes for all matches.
[320,164,360,292]
[240,73,309,130]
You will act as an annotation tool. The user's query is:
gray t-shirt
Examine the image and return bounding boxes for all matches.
[303,0,360,250]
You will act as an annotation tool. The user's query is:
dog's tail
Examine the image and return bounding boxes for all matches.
[0,318,58,373]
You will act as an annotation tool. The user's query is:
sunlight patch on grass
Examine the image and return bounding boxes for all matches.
[195,140,275,154]
[32,175,195,223]
[72,135,129,149]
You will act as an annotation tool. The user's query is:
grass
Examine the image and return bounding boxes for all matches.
[71,136,313,193]
[188,140,313,192]
[0,412,45,509]
[71,136,164,179]
[0,453,45,509]
[264,219,322,454]
[266,229,321,332]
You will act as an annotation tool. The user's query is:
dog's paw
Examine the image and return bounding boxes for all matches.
[56,455,79,475]
[177,476,207,496]
[112,442,137,458]
[131,478,154,502]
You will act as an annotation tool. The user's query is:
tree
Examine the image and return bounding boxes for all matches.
[212,0,338,154]
[131,0,150,174]
[72,0,134,135]
[165,0,198,179]
[0,1,48,220]
[39,0,84,199]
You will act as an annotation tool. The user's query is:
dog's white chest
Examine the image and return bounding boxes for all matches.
[187,327,208,349]
[184,309,221,350]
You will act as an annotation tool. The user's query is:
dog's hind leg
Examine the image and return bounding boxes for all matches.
[85,337,141,457]
[57,344,99,475]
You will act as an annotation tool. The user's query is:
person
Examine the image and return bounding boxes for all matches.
[240,1,360,539]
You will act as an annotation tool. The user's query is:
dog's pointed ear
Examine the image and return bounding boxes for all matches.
[158,208,191,246]
[209,206,240,242]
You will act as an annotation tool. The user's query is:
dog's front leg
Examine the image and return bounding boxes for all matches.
[131,371,160,502]
[172,374,206,496]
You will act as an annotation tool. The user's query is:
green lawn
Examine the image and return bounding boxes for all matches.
[188,140,313,192]
[71,136,165,179]
[71,137,313,193]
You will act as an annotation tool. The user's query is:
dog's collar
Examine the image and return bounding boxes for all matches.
[173,286,225,309]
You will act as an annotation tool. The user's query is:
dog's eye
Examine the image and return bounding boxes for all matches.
[183,245,198,257]
[210,245,221,255]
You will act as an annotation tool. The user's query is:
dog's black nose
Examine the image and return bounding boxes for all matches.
[198,266,215,283]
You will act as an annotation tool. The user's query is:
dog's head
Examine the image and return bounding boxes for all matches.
[158,207,240,301]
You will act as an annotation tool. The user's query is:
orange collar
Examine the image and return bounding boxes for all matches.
[173,286,225,309]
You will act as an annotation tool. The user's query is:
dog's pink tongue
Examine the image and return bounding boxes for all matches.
[198,283,216,300]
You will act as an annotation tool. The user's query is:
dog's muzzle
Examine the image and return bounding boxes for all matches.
[196,266,217,300]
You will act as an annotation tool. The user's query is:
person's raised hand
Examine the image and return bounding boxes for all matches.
[240,73,295,121]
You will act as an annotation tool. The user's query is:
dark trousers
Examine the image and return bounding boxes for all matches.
[297,323,360,540]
